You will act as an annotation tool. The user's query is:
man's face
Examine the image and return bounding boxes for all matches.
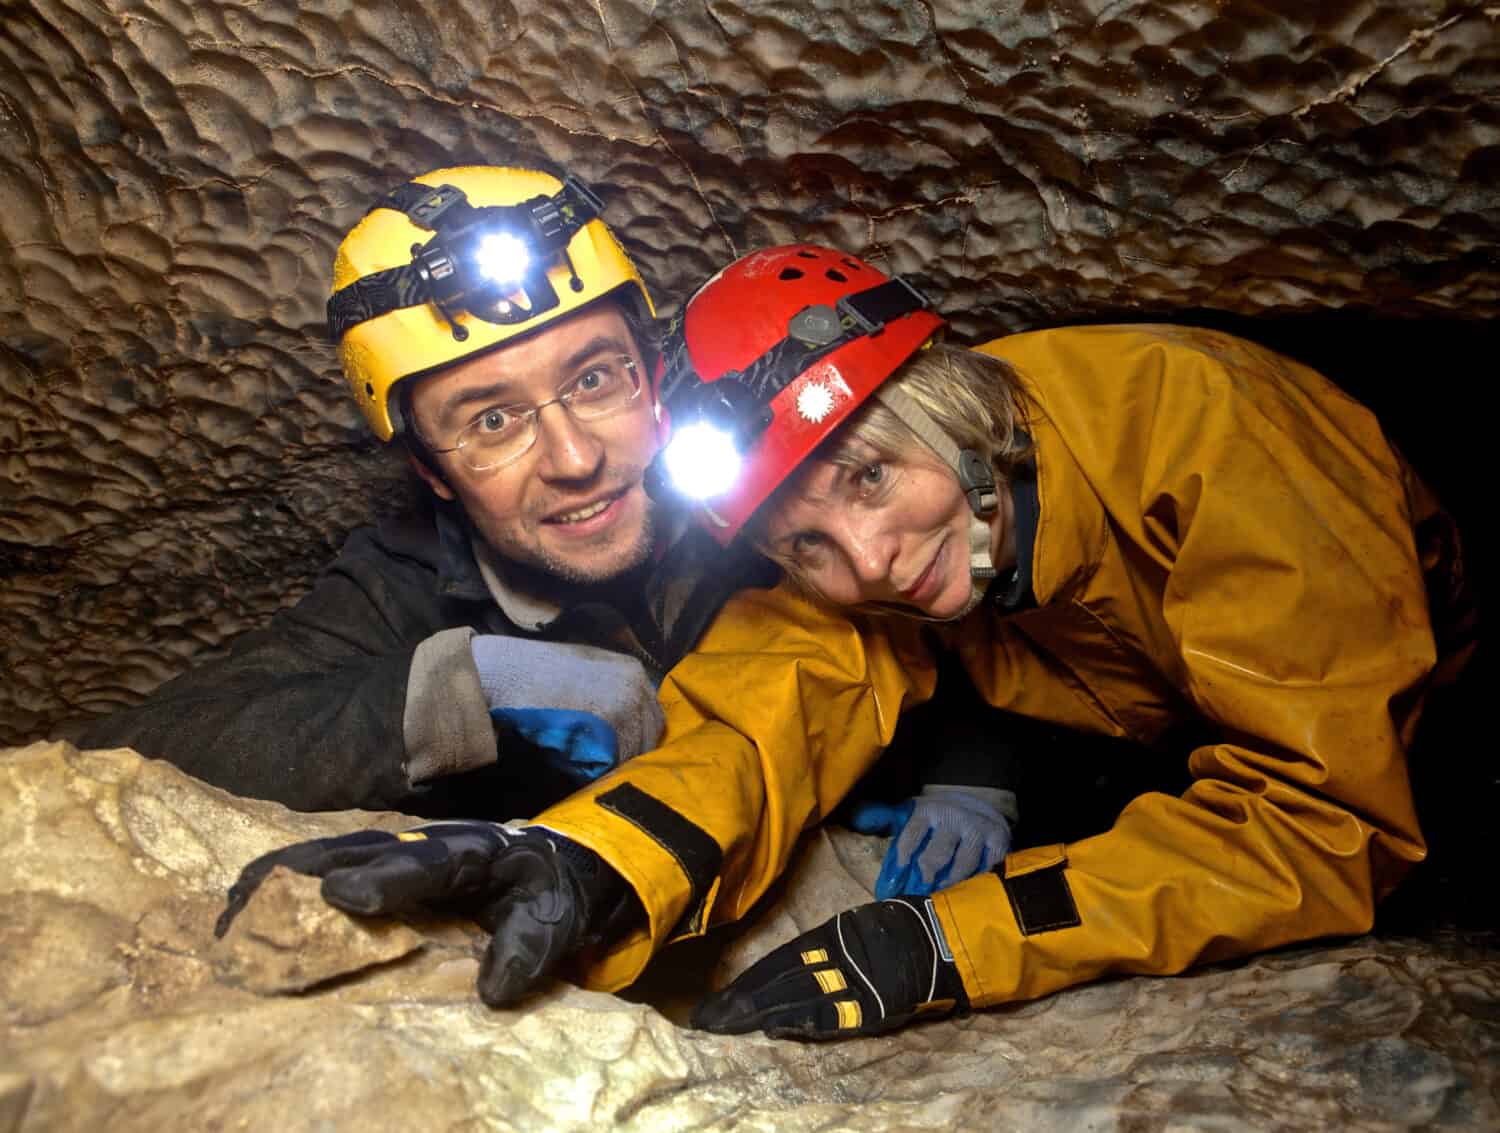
[407,303,662,584]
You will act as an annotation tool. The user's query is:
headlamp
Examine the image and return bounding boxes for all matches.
[643,274,935,512]
[474,231,532,285]
[659,421,744,500]
[645,379,773,503]
[327,176,606,344]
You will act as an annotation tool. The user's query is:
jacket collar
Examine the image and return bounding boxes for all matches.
[432,501,493,603]
[991,461,1040,612]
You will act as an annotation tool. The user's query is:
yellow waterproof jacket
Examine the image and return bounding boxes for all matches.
[534,324,1471,1006]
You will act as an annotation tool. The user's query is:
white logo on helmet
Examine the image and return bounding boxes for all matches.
[796,381,837,423]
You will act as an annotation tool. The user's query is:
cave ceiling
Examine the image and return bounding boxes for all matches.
[1,0,1497,742]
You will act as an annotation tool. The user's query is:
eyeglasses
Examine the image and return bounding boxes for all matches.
[429,354,645,472]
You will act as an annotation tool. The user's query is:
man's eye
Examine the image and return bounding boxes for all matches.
[477,407,518,434]
[571,362,626,401]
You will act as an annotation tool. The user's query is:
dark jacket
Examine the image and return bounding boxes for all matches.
[79,497,777,818]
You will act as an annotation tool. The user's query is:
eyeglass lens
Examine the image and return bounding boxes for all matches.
[457,354,641,470]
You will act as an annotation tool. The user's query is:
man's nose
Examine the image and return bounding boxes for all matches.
[533,403,604,481]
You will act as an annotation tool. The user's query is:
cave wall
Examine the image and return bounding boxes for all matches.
[2,0,1497,744]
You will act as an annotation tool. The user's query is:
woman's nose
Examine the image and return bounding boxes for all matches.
[842,521,899,587]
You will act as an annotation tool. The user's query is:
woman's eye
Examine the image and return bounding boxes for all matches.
[790,533,822,556]
[858,462,885,488]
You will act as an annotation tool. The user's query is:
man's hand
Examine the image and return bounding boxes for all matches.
[691,897,968,1040]
[849,785,1016,900]
[490,707,620,785]
[215,821,639,1006]
[470,636,665,766]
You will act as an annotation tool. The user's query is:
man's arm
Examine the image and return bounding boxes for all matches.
[76,522,499,813]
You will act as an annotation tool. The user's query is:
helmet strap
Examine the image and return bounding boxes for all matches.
[872,385,999,586]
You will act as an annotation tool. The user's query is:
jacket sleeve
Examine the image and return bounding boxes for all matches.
[932,341,1441,1009]
[75,525,498,813]
[529,583,938,991]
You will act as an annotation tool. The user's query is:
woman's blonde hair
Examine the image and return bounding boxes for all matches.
[842,342,1031,474]
[751,342,1033,594]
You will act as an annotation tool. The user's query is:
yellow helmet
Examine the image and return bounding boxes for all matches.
[328,165,654,440]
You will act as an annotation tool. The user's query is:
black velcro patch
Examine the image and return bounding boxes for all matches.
[595,783,722,938]
[1001,863,1082,935]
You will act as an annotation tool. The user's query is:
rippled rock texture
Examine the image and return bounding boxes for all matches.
[2,740,1498,1132]
[2,0,1498,743]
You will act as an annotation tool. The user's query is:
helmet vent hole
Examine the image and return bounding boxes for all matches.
[797,250,819,259]
[779,267,804,280]
[842,258,861,270]
[365,382,375,398]
[825,269,848,283]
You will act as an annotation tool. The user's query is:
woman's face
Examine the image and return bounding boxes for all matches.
[762,435,1007,619]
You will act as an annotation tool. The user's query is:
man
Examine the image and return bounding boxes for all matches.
[78,164,777,818]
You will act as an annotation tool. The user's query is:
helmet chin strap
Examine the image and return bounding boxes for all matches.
[872,385,998,619]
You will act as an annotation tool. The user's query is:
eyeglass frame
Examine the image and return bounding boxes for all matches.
[422,352,647,472]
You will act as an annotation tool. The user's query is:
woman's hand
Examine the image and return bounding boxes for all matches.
[850,785,1016,899]
[216,821,640,1006]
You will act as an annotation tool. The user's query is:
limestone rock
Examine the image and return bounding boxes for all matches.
[3,740,1498,1131]
[210,867,431,994]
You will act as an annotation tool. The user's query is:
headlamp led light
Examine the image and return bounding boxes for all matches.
[474,231,532,285]
[660,421,744,500]
[645,379,773,503]
[327,175,607,345]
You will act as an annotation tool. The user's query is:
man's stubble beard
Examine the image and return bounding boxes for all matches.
[533,494,658,584]
[474,471,660,586]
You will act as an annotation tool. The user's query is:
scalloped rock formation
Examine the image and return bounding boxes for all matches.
[2,0,1498,743]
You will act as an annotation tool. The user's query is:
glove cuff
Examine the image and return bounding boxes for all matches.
[530,824,644,946]
[921,783,1020,825]
[887,896,970,1016]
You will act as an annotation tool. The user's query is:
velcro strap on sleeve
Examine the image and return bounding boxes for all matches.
[595,783,723,939]
[1000,861,1082,935]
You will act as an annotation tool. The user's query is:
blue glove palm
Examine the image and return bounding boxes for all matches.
[490,707,618,786]
[850,786,1016,900]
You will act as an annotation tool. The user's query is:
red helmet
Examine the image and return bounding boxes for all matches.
[649,244,944,544]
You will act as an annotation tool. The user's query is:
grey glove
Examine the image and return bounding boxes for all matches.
[470,636,665,763]
[857,784,1017,900]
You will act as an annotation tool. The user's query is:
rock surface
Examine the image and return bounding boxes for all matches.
[2,739,1498,1132]
[2,0,1498,744]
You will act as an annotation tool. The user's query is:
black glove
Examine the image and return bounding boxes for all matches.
[215,821,640,1007]
[691,896,969,1040]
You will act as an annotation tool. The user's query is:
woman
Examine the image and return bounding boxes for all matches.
[536,243,1472,1038]
[221,244,1472,1039]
